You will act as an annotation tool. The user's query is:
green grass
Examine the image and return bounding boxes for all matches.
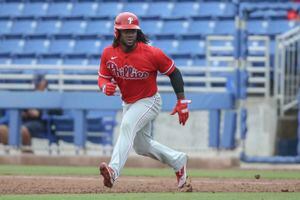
[1,193,300,200]
[1,165,300,200]
[0,164,300,179]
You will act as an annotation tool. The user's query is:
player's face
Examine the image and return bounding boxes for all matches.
[119,29,138,48]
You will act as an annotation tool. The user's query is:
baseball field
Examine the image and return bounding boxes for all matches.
[0,165,300,200]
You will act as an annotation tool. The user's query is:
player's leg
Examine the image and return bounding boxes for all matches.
[133,121,187,175]
[106,93,161,180]
[132,107,190,189]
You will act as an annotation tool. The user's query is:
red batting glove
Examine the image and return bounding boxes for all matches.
[171,99,192,126]
[102,82,117,96]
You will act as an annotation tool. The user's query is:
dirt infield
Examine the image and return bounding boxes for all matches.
[1,175,300,194]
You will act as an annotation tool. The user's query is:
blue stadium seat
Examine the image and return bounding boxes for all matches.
[268,20,297,35]
[241,2,298,18]
[11,57,38,76]
[88,57,100,66]
[10,19,37,35]
[193,58,206,66]
[48,39,75,55]
[209,60,231,68]
[0,20,12,35]
[153,40,178,55]
[122,2,149,17]
[247,20,269,35]
[60,20,87,35]
[0,2,23,17]
[22,2,48,17]
[0,58,11,65]
[87,110,102,118]
[63,57,88,66]
[24,39,50,55]
[85,20,112,35]
[37,57,62,65]
[47,2,73,17]
[174,58,193,67]
[178,40,206,56]
[161,20,189,35]
[20,57,57,75]
[172,2,199,18]
[140,20,163,35]
[210,40,234,48]
[99,40,113,54]
[35,20,61,35]
[188,20,216,35]
[50,113,74,143]
[96,2,123,18]
[0,58,23,74]
[74,39,102,55]
[71,2,98,17]
[250,9,286,18]
[0,39,24,55]
[50,110,115,145]
[215,20,235,35]
[198,2,235,17]
[12,57,37,65]
[147,2,173,18]
[88,110,116,145]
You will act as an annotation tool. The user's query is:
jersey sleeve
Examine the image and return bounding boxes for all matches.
[153,47,175,76]
[98,48,113,79]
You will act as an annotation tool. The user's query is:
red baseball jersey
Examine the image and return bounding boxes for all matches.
[98,42,175,103]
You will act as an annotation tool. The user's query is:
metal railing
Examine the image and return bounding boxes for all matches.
[246,35,270,97]
[0,64,235,93]
[206,35,271,97]
[274,26,300,116]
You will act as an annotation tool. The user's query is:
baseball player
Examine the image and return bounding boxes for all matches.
[98,12,191,190]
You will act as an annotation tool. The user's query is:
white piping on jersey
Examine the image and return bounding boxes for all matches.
[98,71,112,79]
[161,60,175,75]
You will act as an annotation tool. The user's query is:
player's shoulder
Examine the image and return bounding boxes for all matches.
[102,45,114,53]
[138,42,162,55]
[101,45,115,59]
[139,42,156,50]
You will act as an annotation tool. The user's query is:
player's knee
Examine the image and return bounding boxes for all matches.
[120,119,133,133]
[133,145,148,156]
[133,139,149,155]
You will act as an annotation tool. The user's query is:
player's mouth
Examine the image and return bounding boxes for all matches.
[125,38,136,46]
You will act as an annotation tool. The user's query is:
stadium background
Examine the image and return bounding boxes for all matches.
[0,0,300,200]
[0,0,299,197]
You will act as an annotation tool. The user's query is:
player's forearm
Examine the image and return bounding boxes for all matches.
[168,67,185,100]
[98,76,111,90]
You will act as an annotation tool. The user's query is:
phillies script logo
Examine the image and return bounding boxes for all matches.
[106,61,149,79]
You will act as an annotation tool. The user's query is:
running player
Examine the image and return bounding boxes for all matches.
[98,12,192,190]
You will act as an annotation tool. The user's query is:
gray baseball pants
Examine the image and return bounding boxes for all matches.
[109,93,187,178]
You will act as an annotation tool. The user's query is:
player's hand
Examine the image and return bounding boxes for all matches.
[102,82,117,96]
[171,99,192,126]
